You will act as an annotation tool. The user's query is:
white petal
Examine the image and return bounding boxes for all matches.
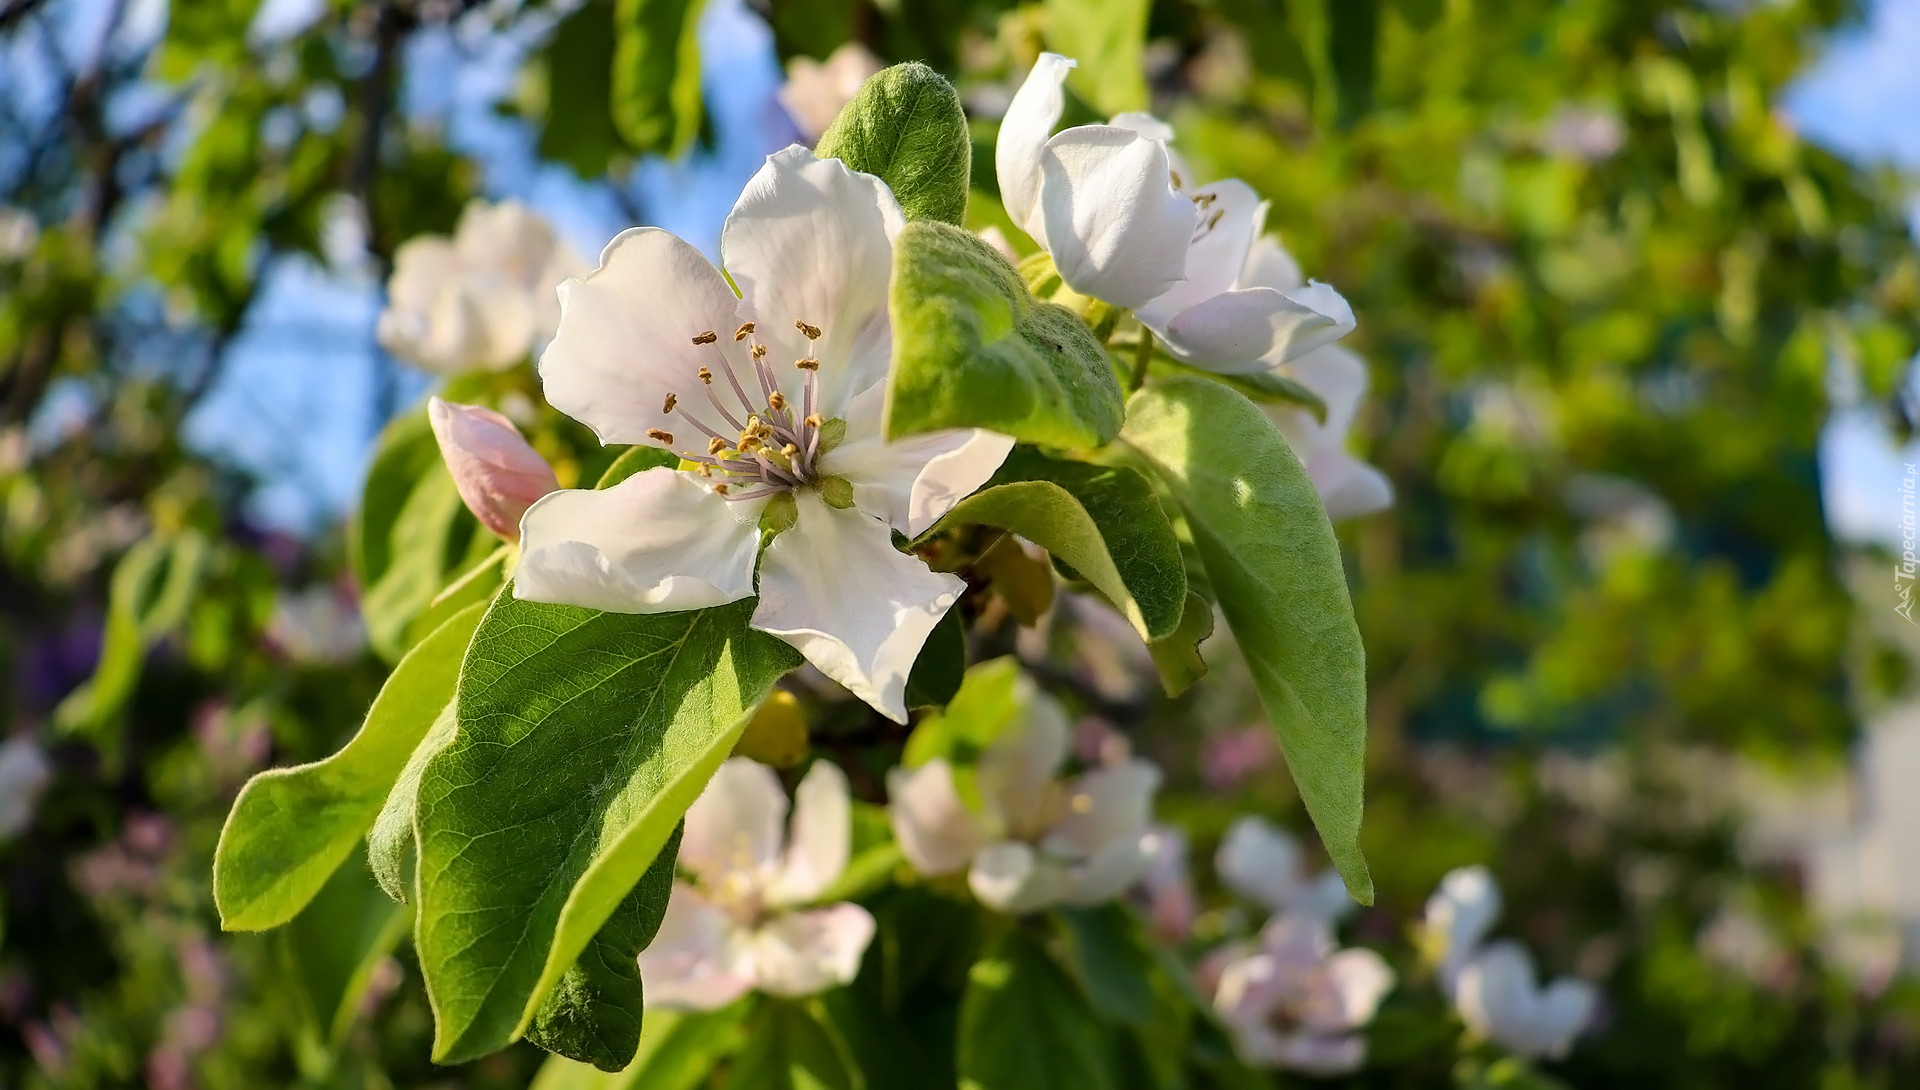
[1455,941,1592,1059]
[722,146,904,412]
[1314,949,1395,1030]
[539,227,753,447]
[1270,1033,1367,1076]
[969,840,1073,914]
[1426,864,1503,990]
[767,760,852,906]
[752,493,964,724]
[1045,759,1160,860]
[1216,816,1307,913]
[1534,978,1599,1059]
[828,386,1014,537]
[638,884,754,1011]
[997,53,1076,230]
[1286,344,1369,436]
[746,903,876,998]
[975,682,1070,833]
[1310,454,1394,521]
[887,759,989,876]
[1238,233,1304,293]
[1033,126,1197,308]
[515,468,763,614]
[1105,111,1194,188]
[1136,179,1264,327]
[1258,913,1338,974]
[680,758,790,891]
[1062,830,1157,906]
[1154,282,1356,374]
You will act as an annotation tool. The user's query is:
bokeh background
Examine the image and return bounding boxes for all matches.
[4,0,1920,1085]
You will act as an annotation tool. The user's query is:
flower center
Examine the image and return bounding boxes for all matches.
[652,320,835,502]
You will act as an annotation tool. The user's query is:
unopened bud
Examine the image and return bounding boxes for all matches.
[428,397,559,542]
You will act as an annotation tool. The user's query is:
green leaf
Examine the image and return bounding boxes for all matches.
[887,220,1123,450]
[530,1003,751,1089]
[1329,0,1379,125]
[368,700,457,904]
[528,825,684,1070]
[903,605,967,710]
[597,445,680,488]
[1146,590,1213,697]
[538,0,628,177]
[958,930,1117,1090]
[1121,378,1372,904]
[927,447,1185,642]
[278,854,411,1048]
[730,998,863,1090]
[1042,0,1151,116]
[611,0,708,157]
[814,62,971,225]
[351,407,441,591]
[1154,357,1328,421]
[414,590,801,1063]
[213,602,487,931]
[1053,905,1157,1027]
[55,531,211,736]
[406,545,510,650]
[901,657,1025,771]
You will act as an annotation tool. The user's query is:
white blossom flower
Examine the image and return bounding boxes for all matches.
[779,43,884,143]
[1210,914,1395,1075]
[1267,343,1393,519]
[514,147,1013,723]
[1454,940,1596,1060]
[995,54,1196,308]
[887,675,1160,914]
[640,758,875,1008]
[266,584,366,665]
[1216,815,1355,923]
[0,735,52,841]
[427,397,559,542]
[376,199,586,375]
[1421,864,1503,994]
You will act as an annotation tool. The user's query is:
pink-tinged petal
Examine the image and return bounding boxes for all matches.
[829,386,1013,537]
[752,493,963,724]
[722,146,904,413]
[680,758,790,891]
[1136,825,1197,944]
[427,397,558,541]
[768,760,852,906]
[976,683,1071,834]
[997,53,1076,230]
[1309,949,1395,1032]
[746,903,876,997]
[1033,126,1197,308]
[1045,759,1160,860]
[1270,1032,1367,1076]
[639,883,754,1011]
[887,759,988,876]
[514,468,762,614]
[538,226,753,448]
[779,42,884,142]
[1136,179,1264,327]
[1154,282,1356,374]
[969,840,1072,914]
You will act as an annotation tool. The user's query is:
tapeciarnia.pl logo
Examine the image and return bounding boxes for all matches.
[1900,464,1918,625]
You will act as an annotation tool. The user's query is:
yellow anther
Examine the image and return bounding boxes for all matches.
[697,366,714,384]
[1170,169,1185,190]
[1070,793,1094,814]
[804,414,823,428]
[734,322,756,341]
[794,320,822,340]
[1207,209,1224,231]
[692,330,719,345]
[662,392,678,413]
[769,391,788,411]
[647,428,674,444]
[708,437,727,455]
[714,482,731,495]
[781,443,798,456]
[796,358,820,371]
[750,343,768,360]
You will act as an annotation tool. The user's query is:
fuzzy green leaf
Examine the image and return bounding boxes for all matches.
[213,602,487,930]
[414,589,801,1063]
[814,62,971,225]
[1121,378,1372,904]
[887,220,1123,449]
[1146,590,1214,697]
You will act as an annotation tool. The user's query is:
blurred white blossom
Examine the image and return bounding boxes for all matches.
[266,584,365,665]
[1217,816,1355,923]
[779,43,883,142]
[1421,864,1503,993]
[1209,914,1395,1075]
[1455,941,1597,1060]
[0,736,52,841]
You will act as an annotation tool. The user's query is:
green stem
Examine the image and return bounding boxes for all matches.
[1129,328,1155,393]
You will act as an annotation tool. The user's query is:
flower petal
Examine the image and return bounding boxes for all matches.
[638,883,754,1011]
[1215,815,1307,913]
[539,227,753,447]
[746,903,876,998]
[887,759,988,876]
[829,386,1014,537]
[427,397,558,541]
[997,53,1076,230]
[1062,829,1157,906]
[976,682,1070,834]
[1425,864,1503,991]
[722,146,904,413]
[1455,940,1592,1059]
[969,840,1073,914]
[1033,126,1197,308]
[1309,453,1393,521]
[515,468,762,614]
[1534,978,1599,1059]
[1154,281,1356,374]
[1046,759,1160,860]
[680,758,790,892]
[1312,949,1395,1031]
[1270,1033,1367,1076]
[1238,233,1304,293]
[768,759,852,906]
[752,493,964,724]
[1136,179,1264,328]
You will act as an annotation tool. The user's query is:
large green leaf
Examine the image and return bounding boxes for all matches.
[814,62,970,225]
[529,1003,751,1089]
[414,590,801,1062]
[611,0,707,157]
[729,998,863,1090]
[368,700,457,904]
[213,602,487,931]
[1053,905,1157,1027]
[278,854,411,1049]
[1121,378,1372,904]
[958,930,1117,1090]
[887,220,1123,450]
[538,0,627,178]
[926,447,1184,641]
[1041,0,1151,116]
[527,825,684,1070]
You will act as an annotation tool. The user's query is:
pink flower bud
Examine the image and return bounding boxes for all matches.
[427,397,558,542]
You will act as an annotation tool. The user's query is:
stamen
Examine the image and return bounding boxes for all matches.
[708,437,728,455]
[781,443,798,457]
[1207,209,1223,231]
[796,358,820,371]
[713,482,731,495]
[804,414,823,428]
[697,367,713,384]
[692,331,718,345]
[795,320,822,341]
[647,429,674,444]
[662,392,678,413]
[733,322,756,341]
[750,343,768,360]
[722,486,784,502]
[769,391,787,411]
